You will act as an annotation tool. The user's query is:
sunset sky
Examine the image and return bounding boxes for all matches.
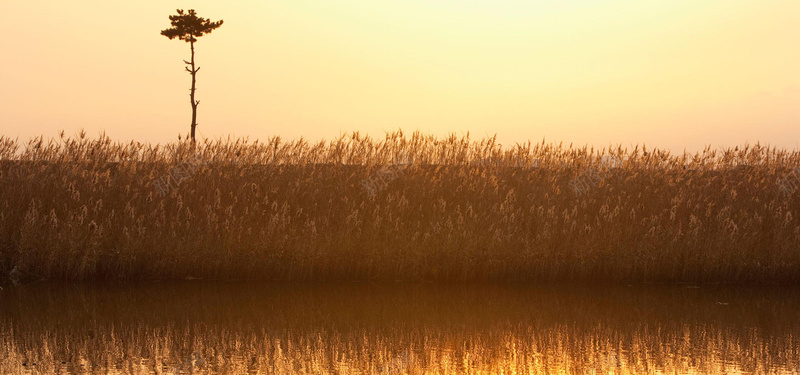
[1,1,798,152]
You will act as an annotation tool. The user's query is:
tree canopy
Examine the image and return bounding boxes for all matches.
[161,9,223,43]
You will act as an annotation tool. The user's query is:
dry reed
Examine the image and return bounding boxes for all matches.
[1,130,799,283]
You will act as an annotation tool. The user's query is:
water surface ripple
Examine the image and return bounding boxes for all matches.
[1,283,799,374]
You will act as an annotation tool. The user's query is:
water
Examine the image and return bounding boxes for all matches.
[1,282,799,374]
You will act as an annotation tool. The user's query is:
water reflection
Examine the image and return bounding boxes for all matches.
[1,283,799,374]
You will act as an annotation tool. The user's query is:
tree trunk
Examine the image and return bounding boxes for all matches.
[189,39,198,142]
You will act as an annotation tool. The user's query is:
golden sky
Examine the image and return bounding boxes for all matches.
[1,1,798,152]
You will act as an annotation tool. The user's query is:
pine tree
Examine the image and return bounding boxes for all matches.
[161,9,223,142]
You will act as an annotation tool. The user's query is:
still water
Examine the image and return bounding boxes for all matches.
[1,282,799,374]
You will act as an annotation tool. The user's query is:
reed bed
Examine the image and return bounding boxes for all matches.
[1,130,799,282]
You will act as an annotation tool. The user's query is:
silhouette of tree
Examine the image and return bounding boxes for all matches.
[161,9,223,142]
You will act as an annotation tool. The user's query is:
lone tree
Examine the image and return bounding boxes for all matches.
[161,9,223,142]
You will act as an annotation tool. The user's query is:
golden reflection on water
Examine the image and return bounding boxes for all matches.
[1,283,799,374]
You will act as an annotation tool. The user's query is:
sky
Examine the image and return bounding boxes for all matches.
[1,0,798,152]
